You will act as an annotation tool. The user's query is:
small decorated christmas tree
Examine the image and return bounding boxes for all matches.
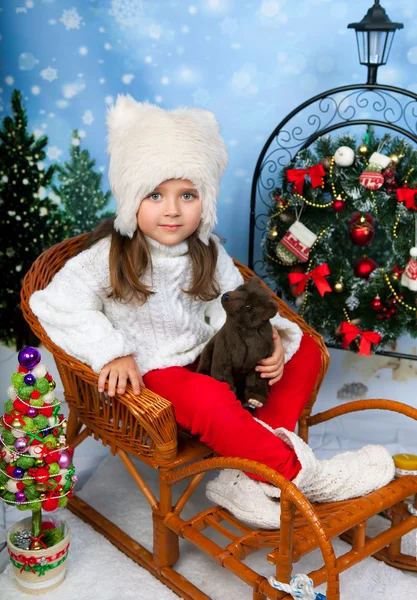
[0,347,76,554]
[53,129,113,237]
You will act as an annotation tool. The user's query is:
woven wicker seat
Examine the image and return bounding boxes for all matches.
[21,234,417,600]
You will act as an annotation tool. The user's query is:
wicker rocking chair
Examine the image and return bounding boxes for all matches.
[21,234,417,600]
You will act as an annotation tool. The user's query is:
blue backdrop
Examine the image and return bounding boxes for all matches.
[2,0,417,262]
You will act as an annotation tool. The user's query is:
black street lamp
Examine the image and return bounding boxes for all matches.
[348,0,403,85]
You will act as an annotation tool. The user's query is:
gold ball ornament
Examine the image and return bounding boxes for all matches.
[0,484,5,494]
[268,228,278,240]
[61,420,67,429]
[358,144,368,154]
[35,459,44,467]
[389,153,399,164]
[11,418,22,428]
[35,482,47,492]
[392,271,400,281]
[39,493,46,500]
[333,281,345,293]
[48,380,56,391]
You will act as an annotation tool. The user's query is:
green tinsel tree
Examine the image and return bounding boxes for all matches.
[53,130,113,236]
[263,130,417,353]
[0,90,70,348]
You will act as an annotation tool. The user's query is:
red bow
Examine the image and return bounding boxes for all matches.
[340,322,381,356]
[10,410,26,426]
[286,164,325,195]
[288,263,332,297]
[396,187,417,210]
[393,264,404,278]
[17,555,38,574]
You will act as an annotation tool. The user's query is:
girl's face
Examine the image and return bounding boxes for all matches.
[137,179,202,246]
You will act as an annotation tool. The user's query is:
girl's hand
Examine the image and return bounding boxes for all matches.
[255,327,285,386]
[98,355,143,397]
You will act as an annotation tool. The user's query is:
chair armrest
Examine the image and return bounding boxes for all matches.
[307,399,417,428]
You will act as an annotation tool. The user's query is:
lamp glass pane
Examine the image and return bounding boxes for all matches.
[355,30,367,64]
[381,31,395,64]
[368,31,388,64]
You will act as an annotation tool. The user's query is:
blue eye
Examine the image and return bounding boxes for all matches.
[182,193,195,201]
[148,193,161,201]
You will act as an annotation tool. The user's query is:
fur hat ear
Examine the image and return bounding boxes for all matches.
[262,299,278,321]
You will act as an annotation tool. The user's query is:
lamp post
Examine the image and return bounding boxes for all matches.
[348,0,403,85]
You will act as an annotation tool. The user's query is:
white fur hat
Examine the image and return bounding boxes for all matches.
[106,95,229,245]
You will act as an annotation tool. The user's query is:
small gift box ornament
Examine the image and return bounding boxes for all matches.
[276,221,317,265]
[359,151,392,190]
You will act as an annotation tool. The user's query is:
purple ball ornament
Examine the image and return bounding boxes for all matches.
[15,491,26,503]
[13,467,24,478]
[26,407,37,418]
[24,374,36,386]
[14,438,28,453]
[58,451,71,469]
[18,347,41,370]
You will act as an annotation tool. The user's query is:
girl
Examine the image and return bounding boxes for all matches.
[30,96,394,528]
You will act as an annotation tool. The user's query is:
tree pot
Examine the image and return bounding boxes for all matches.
[6,516,70,595]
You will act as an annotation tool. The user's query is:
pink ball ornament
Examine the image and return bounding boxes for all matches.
[14,438,28,453]
[26,407,37,418]
[58,452,71,469]
[18,347,41,370]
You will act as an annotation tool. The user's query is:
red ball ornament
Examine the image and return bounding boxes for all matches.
[30,390,41,400]
[44,450,60,464]
[349,213,375,246]
[17,366,29,374]
[39,406,53,418]
[333,198,345,212]
[371,296,382,311]
[42,497,59,512]
[13,399,28,414]
[354,256,377,279]
[34,467,50,482]
[16,481,25,491]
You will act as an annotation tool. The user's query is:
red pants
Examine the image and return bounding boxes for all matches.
[144,333,321,482]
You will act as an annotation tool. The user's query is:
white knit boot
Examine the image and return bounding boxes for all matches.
[259,427,395,504]
[206,425,395,529]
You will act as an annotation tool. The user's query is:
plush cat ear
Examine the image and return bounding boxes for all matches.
[106,96,160,135]
[247,276,262,286]
[262,299,278,321]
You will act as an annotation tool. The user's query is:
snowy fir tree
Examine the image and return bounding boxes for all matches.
[0,346,76,553]
[263,130,417,354]
[53,130,113,237]
[0,90,70,348]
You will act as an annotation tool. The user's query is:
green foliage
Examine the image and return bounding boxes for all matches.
[53,130,113,236]
[263,131,417,351]
[0,90,70,347]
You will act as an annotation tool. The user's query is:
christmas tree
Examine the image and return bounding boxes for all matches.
[0,347,76,553]
[53,130,113,236]
[263,130,417,354]
[0,90,70,348]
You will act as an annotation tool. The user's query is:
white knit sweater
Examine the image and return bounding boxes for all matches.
[29,236,303,375]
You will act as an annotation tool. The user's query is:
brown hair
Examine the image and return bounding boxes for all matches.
[82,216,220,304]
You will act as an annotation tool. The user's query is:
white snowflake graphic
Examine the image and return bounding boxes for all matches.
[60,8,83,31]
[47,146,63,160]
[192,88,210,106]
[220,17,238,36]
[122,74,134,84]
[109,0,144,27]
[82,110,94,125]
[63,79,86,99]
[41,66,58,82]
[72,137,80,146]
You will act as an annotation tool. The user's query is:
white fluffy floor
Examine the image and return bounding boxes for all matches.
[1,453,416,600]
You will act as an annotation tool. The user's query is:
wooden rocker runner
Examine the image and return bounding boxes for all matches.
[21,234,417,600]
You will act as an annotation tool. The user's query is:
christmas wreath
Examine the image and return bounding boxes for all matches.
[263,129,417,354]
